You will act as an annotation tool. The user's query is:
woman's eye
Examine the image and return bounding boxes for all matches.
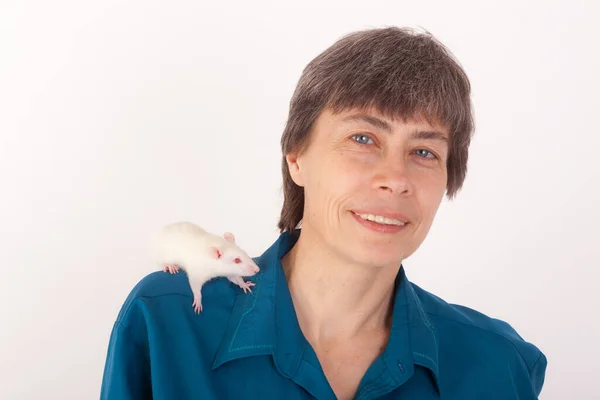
[352,134,374,145]
[414,149,437,159]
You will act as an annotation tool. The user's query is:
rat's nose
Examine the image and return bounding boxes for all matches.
[246,263,260,275]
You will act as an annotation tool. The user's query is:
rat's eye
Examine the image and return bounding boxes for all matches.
[234,257,241,264]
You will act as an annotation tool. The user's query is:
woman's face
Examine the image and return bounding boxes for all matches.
[286,107,450,269]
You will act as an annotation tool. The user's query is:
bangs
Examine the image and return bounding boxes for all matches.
[320,46,473,144]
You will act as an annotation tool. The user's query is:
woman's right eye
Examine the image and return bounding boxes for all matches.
[352,134,374,145]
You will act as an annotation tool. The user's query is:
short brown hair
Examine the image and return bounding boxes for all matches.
[277,26,475,234]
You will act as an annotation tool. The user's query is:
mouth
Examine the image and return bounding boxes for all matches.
[245,265,260,275]
[352,211,408,226]
[350,210,409,233]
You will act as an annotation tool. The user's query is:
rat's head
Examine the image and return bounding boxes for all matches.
[207,232,260,276]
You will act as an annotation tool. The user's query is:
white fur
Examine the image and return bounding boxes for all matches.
[153,221,260,313]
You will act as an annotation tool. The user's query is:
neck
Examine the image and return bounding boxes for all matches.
[280,227,400,344]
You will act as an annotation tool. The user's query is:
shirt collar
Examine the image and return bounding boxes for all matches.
[212,230,440,392]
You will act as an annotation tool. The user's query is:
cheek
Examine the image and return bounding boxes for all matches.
[332,149,374,179]
[416,179,446,224]
[321,152,369,196]
[302,151,366,218]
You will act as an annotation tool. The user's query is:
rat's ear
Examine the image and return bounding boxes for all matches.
[223,232,235,243]
[209,246,222,259]
[285,152,305,187]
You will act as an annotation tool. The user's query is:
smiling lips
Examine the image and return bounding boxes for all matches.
[352,210,408,225]
[350,210,410,233]
[354,212,406,226]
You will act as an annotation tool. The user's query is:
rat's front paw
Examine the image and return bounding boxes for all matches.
[163,264,180,274]
[228,276,255,293]
[239,281,255,293]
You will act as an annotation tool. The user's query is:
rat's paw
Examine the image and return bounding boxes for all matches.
[192,295,203,314]
[228,276,255,293]
[163,264,180,274]
[239,281,255,293]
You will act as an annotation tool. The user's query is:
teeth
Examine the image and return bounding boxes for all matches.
[356,213,405,226]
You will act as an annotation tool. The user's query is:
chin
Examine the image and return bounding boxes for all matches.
[350,231,419,268]
[343,240,406,269]
[341,213,422,267]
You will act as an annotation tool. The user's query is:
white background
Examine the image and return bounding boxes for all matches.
[1,0,599,399]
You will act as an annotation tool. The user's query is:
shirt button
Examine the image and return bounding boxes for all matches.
[398,362,405,373]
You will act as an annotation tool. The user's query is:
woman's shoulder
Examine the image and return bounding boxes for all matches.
[113,269,241,332]
[101,269,257,399]
[409,282,547,394]
[412,282,543,353]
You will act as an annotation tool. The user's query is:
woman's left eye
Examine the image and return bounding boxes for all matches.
[352,134,374,145]
[414,149,437,159]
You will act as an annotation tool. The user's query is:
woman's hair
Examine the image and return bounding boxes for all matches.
[277,26,475,234]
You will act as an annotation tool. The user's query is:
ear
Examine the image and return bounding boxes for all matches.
[223,232,235,243]
[209,246,222,259]
[286,152,305,187]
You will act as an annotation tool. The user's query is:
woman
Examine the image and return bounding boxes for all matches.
[100,27,547,399]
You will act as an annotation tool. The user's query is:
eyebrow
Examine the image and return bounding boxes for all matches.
[341,114,449,145]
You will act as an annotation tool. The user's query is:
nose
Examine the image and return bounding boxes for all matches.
[373,157,412,195]
[252,264,260,273]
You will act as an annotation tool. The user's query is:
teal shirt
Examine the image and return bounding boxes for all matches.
[100,231,547,399]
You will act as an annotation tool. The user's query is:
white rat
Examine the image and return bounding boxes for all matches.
[153,221,260,313]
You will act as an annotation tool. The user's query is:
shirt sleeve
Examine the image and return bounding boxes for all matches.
[100,306,152,399]
[530,350,548,397]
